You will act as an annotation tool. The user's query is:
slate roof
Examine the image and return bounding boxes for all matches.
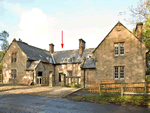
[26,60,40,71]
[81,59,95,69]
[15,40,96,69]
[52,48,95,64]
[16,41,53,63]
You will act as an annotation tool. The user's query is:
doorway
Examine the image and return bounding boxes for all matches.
[59,73,61,82]
[37,71,42,84]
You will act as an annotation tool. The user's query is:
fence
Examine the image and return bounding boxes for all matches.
[89,81,150,96]
[65,76,81,86]
[36,76,49,85]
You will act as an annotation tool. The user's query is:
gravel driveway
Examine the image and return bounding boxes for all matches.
[0,85,81,98]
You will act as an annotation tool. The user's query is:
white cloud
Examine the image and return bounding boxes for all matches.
[2,1,136,51]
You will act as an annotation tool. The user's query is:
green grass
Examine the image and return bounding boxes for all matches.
[72,95,150,107]
[64,83,80,88]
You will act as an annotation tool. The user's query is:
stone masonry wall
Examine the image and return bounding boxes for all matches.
[54,63,81,85]
[2,41,28,84]
[93,23,148,83]
[81,69,96,88]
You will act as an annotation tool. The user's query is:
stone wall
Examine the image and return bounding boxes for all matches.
[81,69,96,88]
[54,63,81,85]
[2,41,28,84]
[93,23,148,83]
[34,62,54,84]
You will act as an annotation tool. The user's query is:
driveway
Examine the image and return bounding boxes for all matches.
[0,86,81,98]
[0,94,150,113]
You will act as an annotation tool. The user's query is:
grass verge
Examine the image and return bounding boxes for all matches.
[71,93,150,107]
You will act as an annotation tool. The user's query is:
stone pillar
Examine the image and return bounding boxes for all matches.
[81,70,85,88]
[49,72,53,87]
[34,70,37,85]
[61,73,66,86]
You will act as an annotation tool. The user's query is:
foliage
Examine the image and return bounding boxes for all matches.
[0,30,9,51]
[65,83,80,88]
[146,75,150,82]
[132,28,136,36]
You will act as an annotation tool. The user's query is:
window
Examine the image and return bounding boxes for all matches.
[68,71,72,76]
[114,43,119,56]
[120,43,124,55]
[11,53,17,63]
[114,66,124,79]
[114,67,119,79]
[11,69,16,79]
[120,66,124,79]
[114,42,124,56]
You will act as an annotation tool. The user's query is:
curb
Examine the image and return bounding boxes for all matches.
[62,88,82,98]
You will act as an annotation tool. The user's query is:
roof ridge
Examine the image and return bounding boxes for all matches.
[17,41,49,53]
[54,48,95,53]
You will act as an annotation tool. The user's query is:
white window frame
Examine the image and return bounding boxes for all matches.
[114,66,119,80]
[114,66,124,80]
[120,43,124,56]
[114,43,119,56]
[120,66,124,80]
[114,42,125,56]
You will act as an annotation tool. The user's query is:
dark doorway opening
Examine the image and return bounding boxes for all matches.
[38,71,42,76]
[59,73,61,82]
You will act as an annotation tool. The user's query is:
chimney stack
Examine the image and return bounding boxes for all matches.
[49,43,54,53]
[79,39,86,54]
[135,22,143,41]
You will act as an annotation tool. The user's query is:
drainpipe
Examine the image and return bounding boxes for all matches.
[54,64,55,83]
[84,69,85,88]
[33,71,34,85]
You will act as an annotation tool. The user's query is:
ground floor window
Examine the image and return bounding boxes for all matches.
[38,71,42,76]
[11,69,16,79]
[114,66,124,79]
[67,71,72,76]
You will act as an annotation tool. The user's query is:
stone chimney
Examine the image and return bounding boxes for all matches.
[79,39,86,54]
[49,43,54,53]
[135,22,143,41]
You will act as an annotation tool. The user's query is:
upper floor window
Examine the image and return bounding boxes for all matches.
[114,43,119,56]
[114,66,124,79]
[120,43,124,56]
[11,53,17,63]
[11,69,16,79]
[114,42,124,56]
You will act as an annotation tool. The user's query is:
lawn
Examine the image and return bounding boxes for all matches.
[71,89,150,108]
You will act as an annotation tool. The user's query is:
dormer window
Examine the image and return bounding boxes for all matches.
[50,57,52,63]
[72,57,75,62]
[11,53,17,63]
[67,58,72,62]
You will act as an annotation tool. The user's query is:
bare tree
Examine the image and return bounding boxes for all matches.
[128,0,150,24]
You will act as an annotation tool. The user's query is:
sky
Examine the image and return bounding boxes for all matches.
[0,0,140,51]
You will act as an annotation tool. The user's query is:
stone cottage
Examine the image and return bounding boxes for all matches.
[1,21,148,88]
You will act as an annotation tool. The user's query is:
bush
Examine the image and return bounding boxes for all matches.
[146,76,150,82]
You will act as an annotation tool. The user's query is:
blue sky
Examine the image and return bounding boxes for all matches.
[0,0,139,51]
